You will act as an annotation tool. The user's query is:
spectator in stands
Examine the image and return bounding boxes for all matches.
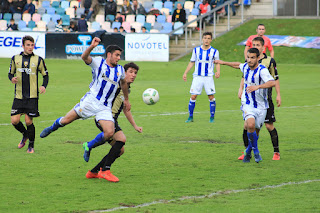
[7,19,18,31]
[141,26,147,33]
[68,21,78,32]
[22,0,35,15]
[225,0,237,16]
[115,12,123,23]
[118,0,132,15]
[1,0,13,15]
[131,0,146,15]
[119,26,126,33]
[13,0,26,14]
[78,14,88,32]
[199,0,211,29]
[131,27,136,33]
[81,0,99,21]
[55,19,64,32]
[105,0,117,19]
[113,27,118,32]
[172,3,186,24]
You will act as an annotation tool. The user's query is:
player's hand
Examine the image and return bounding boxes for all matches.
[123,99,131,112]
[39,86,46,94]
[134,126,143,133]
[11,77,18,84]
[215,71,220,79]
[238,88,242,99]
[183,73,187,82]
[246,85,258,93]
[91,37,101,48]
[276,95,281,107]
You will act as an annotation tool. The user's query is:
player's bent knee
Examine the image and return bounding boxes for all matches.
[103,131,114,140]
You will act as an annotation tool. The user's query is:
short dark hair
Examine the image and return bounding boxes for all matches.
[247,48,260,57]
[106,45,123,54]
[202,32,212,39]
[257,24,265,28]
[81,14,86,19]
[252,36,264,46]
[142,26,146,30]
[124,62,139,72]
[22,35,34,45]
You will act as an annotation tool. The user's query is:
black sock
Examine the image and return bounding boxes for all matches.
[269,128,279,153]
[27,123,35,148]
[13,122,28,137]
[91,154,109,173]
[102,141,125,171]
[243,129,248,148]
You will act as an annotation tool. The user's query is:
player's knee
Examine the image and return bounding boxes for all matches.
[25,120,33,126]
[103,130,114,140]
[247,122,255,131]
[265,123,274,131]
[191,95,197,100]
[119,146,125,156]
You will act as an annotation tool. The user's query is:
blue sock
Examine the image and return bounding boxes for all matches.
[51,117,64,131]
[245,138,252,154]
[87,132,105,149]
[188,99,196,117]
[209,99,216,118]
[248,131,259,155]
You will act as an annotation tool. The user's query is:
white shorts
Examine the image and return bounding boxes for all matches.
[241,104,267,129]
[73,92,114,122]
[190,76,215,95]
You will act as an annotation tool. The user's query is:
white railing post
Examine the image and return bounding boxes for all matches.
[317,0,319,16]
[227,3,230,31]
[294,0,297,16]
[241,0,244,23]
[273,0,277,16]
[185,28,188,50]
[199,18,202,44]
[213,11,216,39]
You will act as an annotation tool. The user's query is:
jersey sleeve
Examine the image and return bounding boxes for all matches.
[190,48,196,62]
[265,37,273,51]
[271,58,278,80]
[88,56,103,70]
[260,68,274,83]
[213,50,219,60]
[120,66,125,80]
[245,36,253,47]
[239,63,245,73]
[38,57,48,76]
[9,55,16,75]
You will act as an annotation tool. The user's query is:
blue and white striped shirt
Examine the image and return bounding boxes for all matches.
[190,46,219,77]
[240,63,274,109]
[88,57,125,107]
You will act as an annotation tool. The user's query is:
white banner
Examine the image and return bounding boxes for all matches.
[0,32,46,58]
[125,34,169,62]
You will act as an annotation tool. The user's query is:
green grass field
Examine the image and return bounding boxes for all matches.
[0,19,320,212]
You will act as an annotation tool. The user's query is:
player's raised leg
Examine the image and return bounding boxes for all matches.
[83,120,114,162]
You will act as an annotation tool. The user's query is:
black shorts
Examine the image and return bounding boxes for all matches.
[94,119,122,144]
[11,98,40,117]
[264,99,276,123]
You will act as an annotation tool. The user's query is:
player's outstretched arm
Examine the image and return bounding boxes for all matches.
[238,78,244,99]
[182,62,195,82]
[214,60,240,69]
[81,37,101,65]
[120,78,131,112]
[123,109,143,133]
[246,80,276,93]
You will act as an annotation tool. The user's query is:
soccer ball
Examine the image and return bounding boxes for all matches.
[142,88,159,105]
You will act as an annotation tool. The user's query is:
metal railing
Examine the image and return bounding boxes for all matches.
[168,0,245,49]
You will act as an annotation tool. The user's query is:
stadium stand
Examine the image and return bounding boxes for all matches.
[76,8,85,18]
[157,15,166,24]
[95,14,105,25]
[136,14,145,25]
[47,20,56,31]
[42,14,52,24]
[106,15,115,22]
[163,1,173,13]
[23,13,32,23]
[55,8,66,16]
[51,1,60,8]
[0,20,8,30]
[3,13,13,23]
[28,20,36,30]
[60,1,70,9]
[37,7,46,15]
[131,22,142,32]
[160,8,170,16]
[126,15,135,24]
[32,13,41,22]
[146,15,156,26]
[13,13,22,22]
[121,21,131,32]
[153,1,163,11]
[143,1,153,13]
[42,1,51,9]
[144,22,152,31]
[112,21,121,30]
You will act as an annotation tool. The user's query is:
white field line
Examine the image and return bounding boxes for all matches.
[90,179,320,213]
[0,104,319,126]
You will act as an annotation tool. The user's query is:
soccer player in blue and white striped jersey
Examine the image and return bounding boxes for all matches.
[182,32,220,123]
[214,48,275,163]
[40,38,130,170]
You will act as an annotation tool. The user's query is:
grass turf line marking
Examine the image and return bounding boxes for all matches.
[1,104,319,126]
[90,179,320,213]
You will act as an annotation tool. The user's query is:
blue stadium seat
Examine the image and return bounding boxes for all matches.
[191,8,199,16]
[143,1,153,13]
[111,21,121,30]
[60,1,70,9]
[18,20,27,30]
[61,14,70,26]
[243,0,251,5]
[56,8,65,15]
[160,22,172,33]
[91,21,101,31]
[164,1,173,13]
[106,14,115,22]
[52,14,61,23]
[46,7,56,15]
[144,22,152,31]
[28,20,36,29]
[42,1,51,9]
[76,7,85,18]
[37,7,46,15]
[153,1,163,11]
[153,22,163,31]
[136,15,145,25]
[13,13,22,22]
[42,14,52,24]
[3,13,12,23]
[157,15,166,23]
[194,1,201,9]
[51,1,60,8]
[173,21,184,35]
